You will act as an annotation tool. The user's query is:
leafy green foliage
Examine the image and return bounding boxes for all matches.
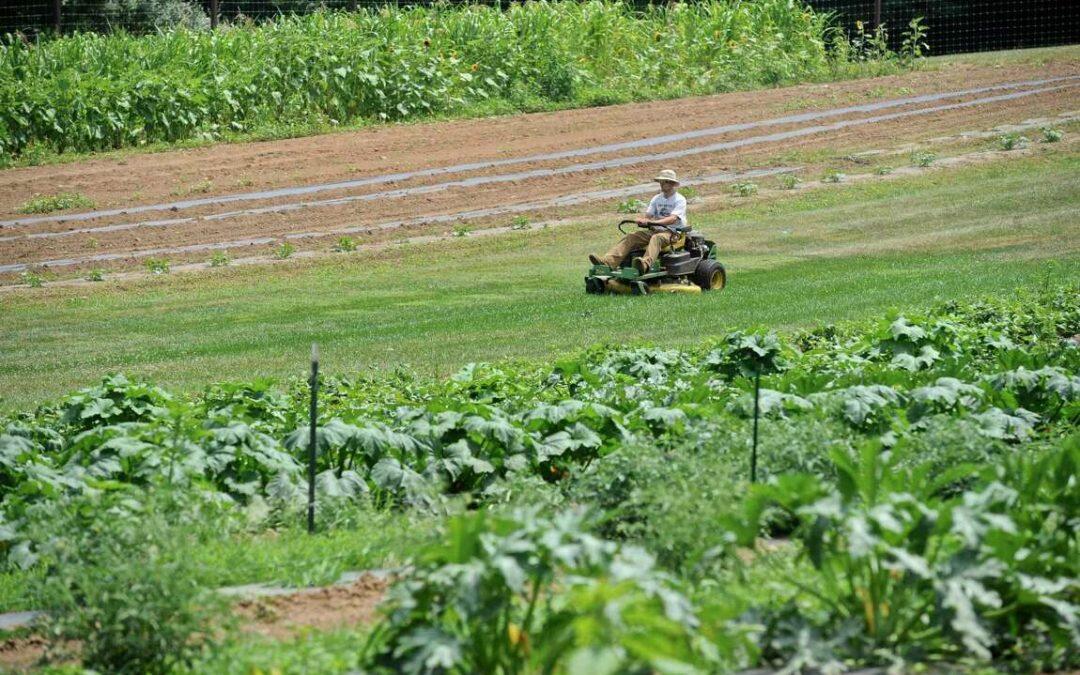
[28,491,225,673]
[1,286,1077,672]
[20,271,43,287]
[733,438,1079,670]
[16,192,94,214]
[0,0,902,159]
[208,249,230,267]
[144,257,170,274]
[999,133,1030,151]
[731,181,759,197]
[1041,127,1063,143]
[363,508,718,674]
[274,242,295,259]
[778,173,802,189]
[334,236,357,253]
[912,151,937,167]
[616,197,646,214]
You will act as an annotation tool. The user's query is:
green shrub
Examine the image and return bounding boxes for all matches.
[208,250,230,267]
[86,268,106,281]
[274,242,295,259]
[29,492,225,674]
[617,198,646,214]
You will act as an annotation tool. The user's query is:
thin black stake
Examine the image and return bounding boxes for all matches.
[751,370,760,483]
[307,343,319,534]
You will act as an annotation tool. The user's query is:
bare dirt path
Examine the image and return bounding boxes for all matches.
[2,58,1077,278]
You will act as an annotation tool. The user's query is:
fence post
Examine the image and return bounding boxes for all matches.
[52,0,61,33]
[210,0,219,29]
[307,343,319,534]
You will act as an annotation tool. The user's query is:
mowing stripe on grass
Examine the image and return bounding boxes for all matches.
[3,74,1077,229]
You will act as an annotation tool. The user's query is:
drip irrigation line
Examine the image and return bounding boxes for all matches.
[0,167,795,273]
[4,80,1074,246]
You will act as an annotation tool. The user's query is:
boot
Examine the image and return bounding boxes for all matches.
[588,254,604,266]
[632,257,649,275]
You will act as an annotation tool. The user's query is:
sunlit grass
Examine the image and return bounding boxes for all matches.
[0,152,1076,408]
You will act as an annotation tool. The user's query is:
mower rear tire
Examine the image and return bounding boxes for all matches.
[694,259,726,291]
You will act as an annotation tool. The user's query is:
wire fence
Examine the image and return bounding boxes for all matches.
[2,0,1078,55]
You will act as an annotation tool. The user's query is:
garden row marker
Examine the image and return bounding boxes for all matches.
[307,343,319,534]
[751,371,761,484]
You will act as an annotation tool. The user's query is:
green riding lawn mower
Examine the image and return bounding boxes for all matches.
[585,219,727,295]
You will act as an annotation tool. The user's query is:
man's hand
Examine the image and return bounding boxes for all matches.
[635,216,650,226]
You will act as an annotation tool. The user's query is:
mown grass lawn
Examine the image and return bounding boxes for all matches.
[1,152,1077,409]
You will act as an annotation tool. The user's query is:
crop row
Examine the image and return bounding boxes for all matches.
[0,0,884,158]
[3,285,1077,671]
[2,285,1076,547]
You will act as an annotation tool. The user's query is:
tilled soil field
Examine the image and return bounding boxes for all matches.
[1,60,1077,279]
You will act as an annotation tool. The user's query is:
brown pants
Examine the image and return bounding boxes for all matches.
[600,230,682,269]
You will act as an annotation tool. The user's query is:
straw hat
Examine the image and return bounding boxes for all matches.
[653,169,680,184]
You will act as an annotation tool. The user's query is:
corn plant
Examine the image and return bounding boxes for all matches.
[452,225,471,237]
[274,242,295,259]
[617,198,647,214]
[86,268,106,282]
[823,170,846,183]
[0,0,863,160]
[509,215,530,230]
[875,166,893,175]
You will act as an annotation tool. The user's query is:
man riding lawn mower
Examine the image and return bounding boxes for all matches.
[586,169,726,295]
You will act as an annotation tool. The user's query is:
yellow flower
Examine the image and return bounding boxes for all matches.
[471,62,478,72]
[856,20,864,31]
[508,623,530,653]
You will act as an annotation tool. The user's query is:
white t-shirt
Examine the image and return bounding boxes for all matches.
[646,191,688,229]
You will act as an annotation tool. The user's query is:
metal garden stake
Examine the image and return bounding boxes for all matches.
[307,343,319,534]
[751,369,761,483]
